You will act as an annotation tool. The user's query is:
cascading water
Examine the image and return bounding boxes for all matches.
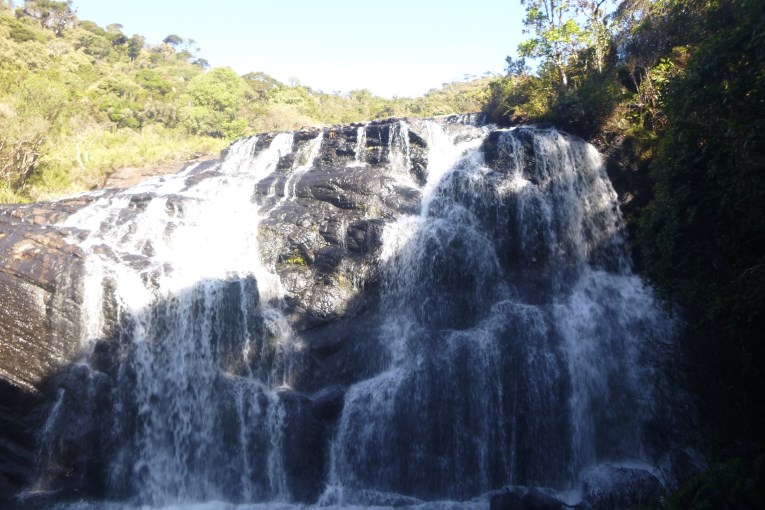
[322,124,674,504]
[27,117,675,509]
[41,132,306,505]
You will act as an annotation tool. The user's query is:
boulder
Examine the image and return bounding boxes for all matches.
[581,464,661,510]
[490,487,577,510]
[521,488,572,510]
[490,488,523,510]
[310,384,345,423]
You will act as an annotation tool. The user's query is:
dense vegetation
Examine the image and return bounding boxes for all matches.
[486,0,764,506]
[0,0,489,202]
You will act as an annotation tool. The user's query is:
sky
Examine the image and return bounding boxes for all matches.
[65,0,526,98]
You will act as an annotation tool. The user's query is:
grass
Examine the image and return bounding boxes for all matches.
[26,124,229,200]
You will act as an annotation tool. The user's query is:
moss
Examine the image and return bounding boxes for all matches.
[284,248,306,266]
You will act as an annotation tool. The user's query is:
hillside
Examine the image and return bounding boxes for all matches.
[0,0,490,203]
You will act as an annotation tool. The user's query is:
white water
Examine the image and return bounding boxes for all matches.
[324,125,674,501]
[54,132,308,505]
[350,126,367,167]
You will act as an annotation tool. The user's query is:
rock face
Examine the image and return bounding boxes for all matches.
[0,115,679,507]
[255,121,428,330]
[0,200,90,391]
[0,198,93,497]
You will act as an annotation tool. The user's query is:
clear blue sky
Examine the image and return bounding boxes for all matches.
[65,0,525,98]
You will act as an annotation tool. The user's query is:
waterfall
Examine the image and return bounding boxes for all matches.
[28,118,675,509]
[323,125,674,503]
[49,133,307,505]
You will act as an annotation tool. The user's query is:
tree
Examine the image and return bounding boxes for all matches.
[102,23,127,46]
[242,72,283,99]
[180,67,251,138]
[18,0,76,36]
[575,0,612,72]
[163,34,183,47]
[127,34,144,61]
[505,56,530,77]
[0,104,49,189]
[517,0,584,87]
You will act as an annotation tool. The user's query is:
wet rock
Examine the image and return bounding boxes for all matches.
[668,448,705,487]
[0,207,86,392]
[35,365,112,498]
[310,384,345,422]
[521,488,571,510]
[482,129,536,179]
[581,464,661,510]
[491,488,523,510]
[352,489,423,507]
[278,388,326,502]
[490,487,578,510]
[249,119,433,330]
[0,380,47,499]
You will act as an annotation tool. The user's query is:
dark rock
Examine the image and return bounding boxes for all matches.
[491,487,579,510]
[346,219,385,254]
[34,365,112,498]
[581,465,661,510]
[668,448,705,488]
[315,246,345,274]
[310,384,345,422]
[248,119,437,329]
[491,488,523,510]
[521,488,570,510]
[278,388,326,502]
[0,380,48,498]
[0,117,673,507]
[482,128,536,178]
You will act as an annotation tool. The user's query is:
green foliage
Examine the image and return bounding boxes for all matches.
[163,34,182,47]
[0,101,49,189]
[135,69,172,96]
[485,74,552,123]
[639,0,765,445]
[243,71,282,99]
[127,34,144,61]
[18,0,75,36]
[31,124,227,198]
[518,0,587,87]
[7,20,45,43]
[180,67,251,138]
[661,453,765,510]
[0,6,491,203]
